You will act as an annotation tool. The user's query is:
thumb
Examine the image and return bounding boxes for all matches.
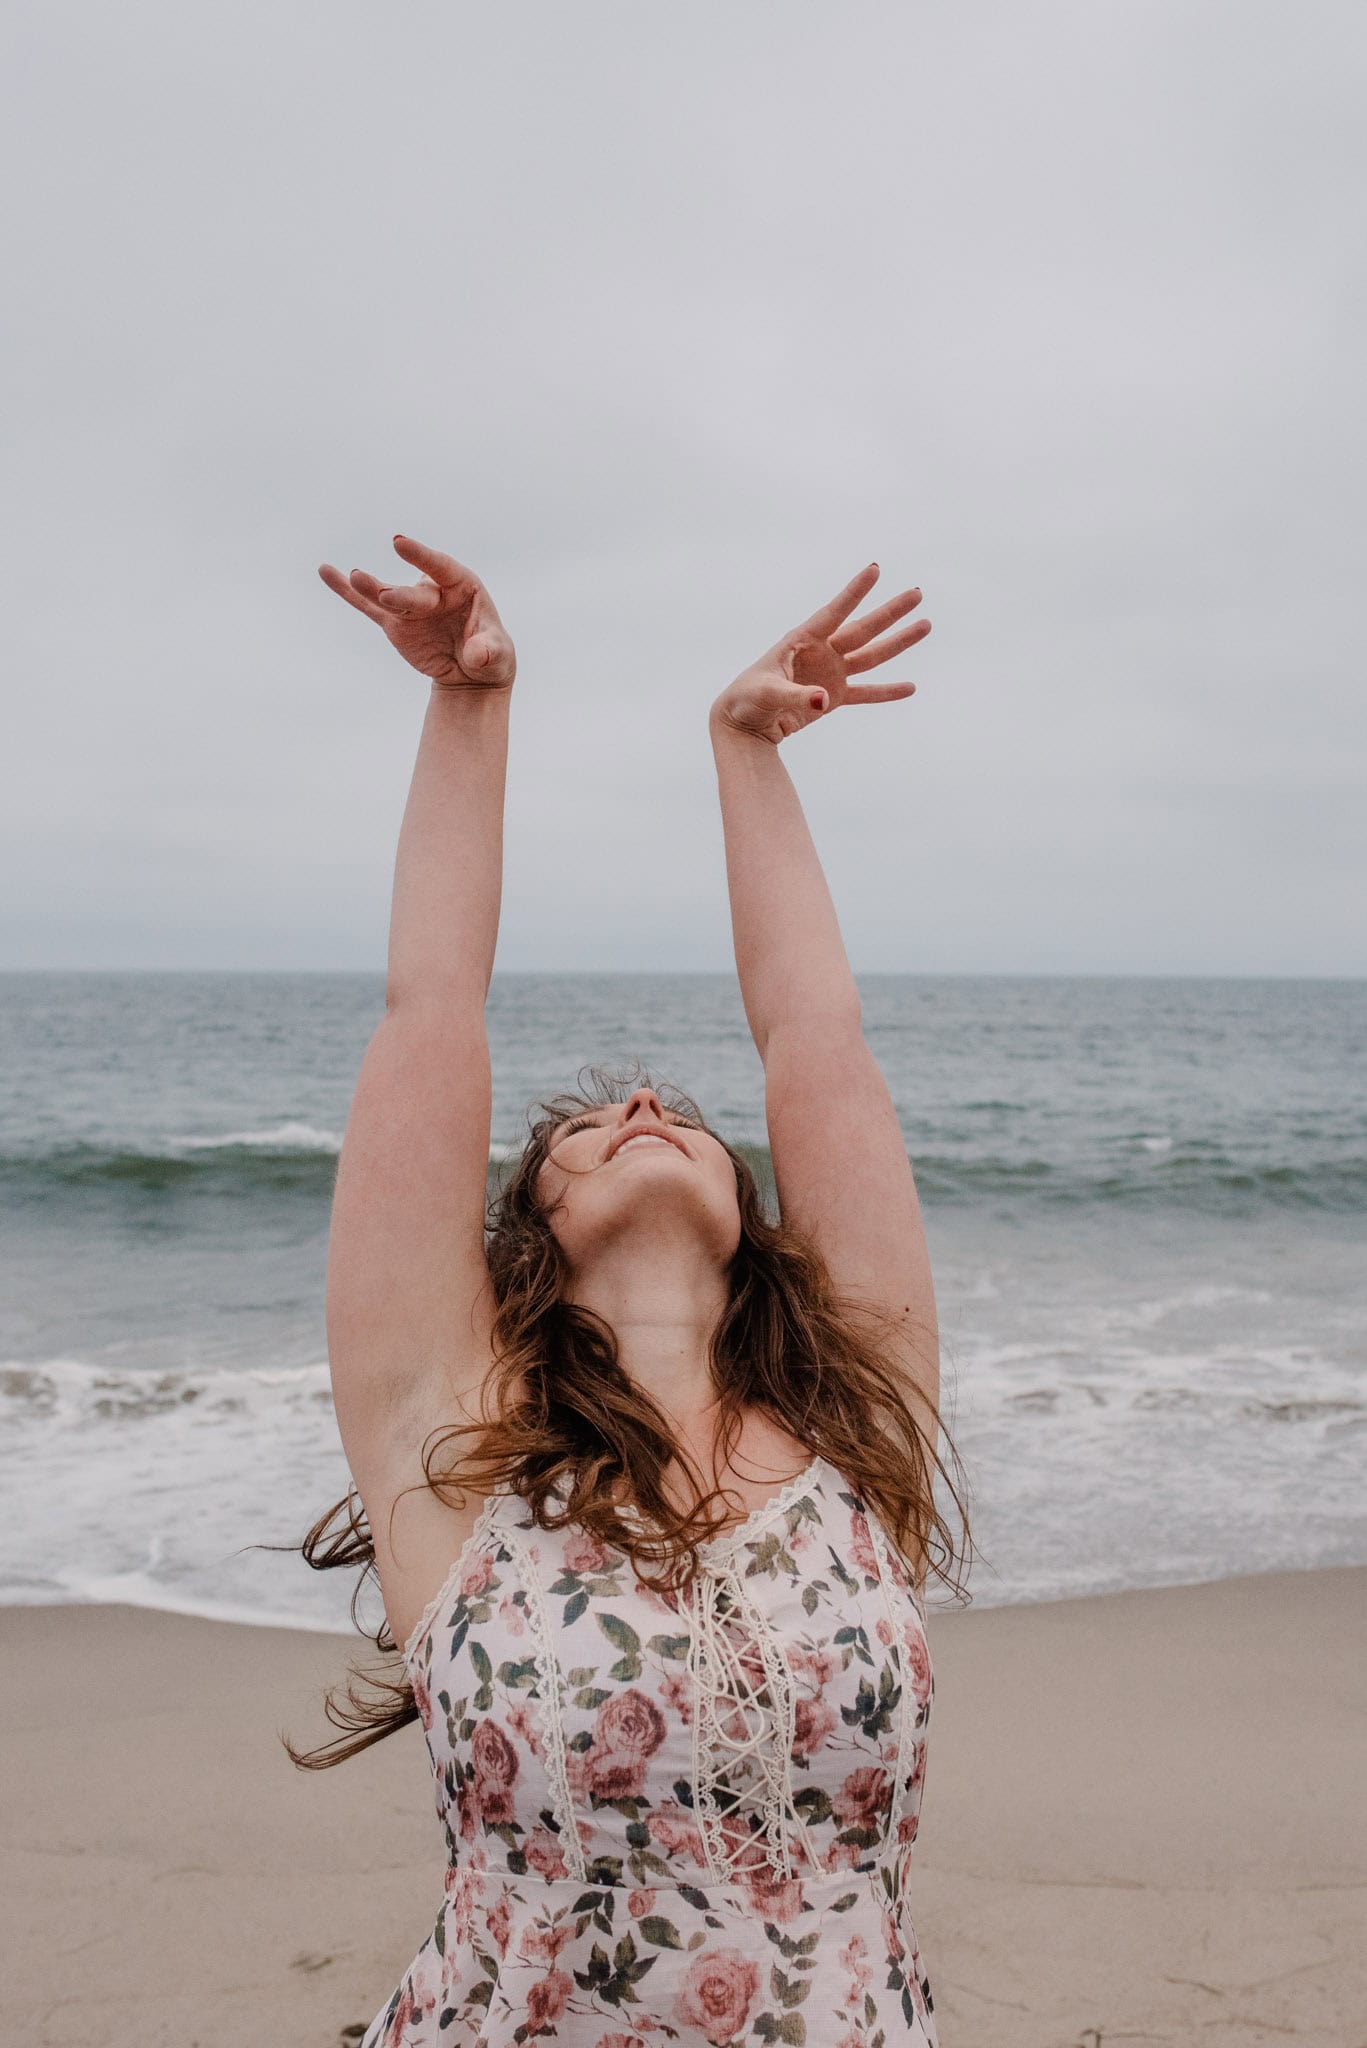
[462,628,515,684]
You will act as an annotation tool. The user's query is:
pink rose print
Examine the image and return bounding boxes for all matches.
[458,1548,495,1599]
[627,1887,656,1918]
[660,1672,693,1724]
[677,1950,762,2046]
[408,1942,443,2017]
[841,1932,871,2006]
[455,1772,478,1843]
[741,1862,804,1924]
[471,1719,520,1826]
[486,1891,512,1956]
[410,1666,434,1731]
[596,1689,667,1754]
[506,1701,544,1758]
[564,1531,611,1575]
[520,1921,576,1967]
[586,1749,647,1802]
[903,1626,931,1703]
[586,1688,667,1802]
[594,2037,648,2048]
[790,1644,835,1688]
[498,1593,526,1637]
[525,1826,569,1880]
[792,1696,837,1758]
[876,1616,895,1647]
[443,1864,479,1941]
[834,1765,891,1831]
[849,1510,879,1582]
[525,1968,572,2031]
[647,1800,705,1864]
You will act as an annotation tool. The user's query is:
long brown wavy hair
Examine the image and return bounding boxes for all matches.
[280,1062,973,1771]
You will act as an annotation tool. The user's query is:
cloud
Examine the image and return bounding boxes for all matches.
[1,1,1362,972]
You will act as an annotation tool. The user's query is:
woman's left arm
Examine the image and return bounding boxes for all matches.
[709,565,940,1425]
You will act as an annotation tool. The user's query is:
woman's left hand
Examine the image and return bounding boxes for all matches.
[710,564,930,746]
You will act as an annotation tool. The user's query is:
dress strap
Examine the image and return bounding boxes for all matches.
[400,1490,506,1674]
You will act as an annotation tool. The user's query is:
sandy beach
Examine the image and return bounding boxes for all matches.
[4,1566,1363,2048]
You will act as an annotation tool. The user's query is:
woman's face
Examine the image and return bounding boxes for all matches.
[536,1086,742,1272]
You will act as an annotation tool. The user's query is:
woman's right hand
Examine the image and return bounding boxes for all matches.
[319,535,517,691]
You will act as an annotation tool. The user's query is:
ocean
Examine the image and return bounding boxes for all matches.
[2,971,1363,1636]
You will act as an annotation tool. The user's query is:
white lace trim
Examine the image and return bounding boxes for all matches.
[503,1523,590,1884]
[401,1492,504,1675]
[695,1455,824,1564]
[865,1510,922,1851]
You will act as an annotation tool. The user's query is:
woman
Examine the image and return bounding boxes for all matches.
[301,534,970,2047]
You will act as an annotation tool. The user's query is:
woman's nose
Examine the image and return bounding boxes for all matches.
[621,1087,665,1124]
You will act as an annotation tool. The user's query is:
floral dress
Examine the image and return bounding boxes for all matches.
[362,1455,937,2047]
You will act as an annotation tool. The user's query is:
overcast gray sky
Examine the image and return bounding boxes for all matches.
[2,3,1362,975]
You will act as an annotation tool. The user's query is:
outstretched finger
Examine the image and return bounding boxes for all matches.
[844,618,932,675]
[376,579,442,617]
[391,533,478,593]
[319,562,386,625]
[840,680,918,706]
[832,587,922,655]
[801,562,882,638]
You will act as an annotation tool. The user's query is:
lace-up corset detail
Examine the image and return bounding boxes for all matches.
[688,1544,821,1883]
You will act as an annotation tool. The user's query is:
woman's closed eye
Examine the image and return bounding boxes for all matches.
[559,1113,700,1140]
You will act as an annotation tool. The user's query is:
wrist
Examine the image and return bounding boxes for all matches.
[709,700,776,751]
[430,679,513,716]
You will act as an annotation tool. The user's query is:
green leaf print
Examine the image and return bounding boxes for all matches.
[637,1915,683,1949]
[792,1785,833,1826]
[563,1589,589,1625]
[597,1613,641,1657]
[646,1632,690,1661]
[769,1965,810,2009]
[469,1641,493,1711]
[769,1929,820,1960]
[575,1943,613,1991]
[496,1657,541,1691]
[755,2017,806,2046]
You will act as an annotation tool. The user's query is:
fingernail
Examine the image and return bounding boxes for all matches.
[811,692,827,711]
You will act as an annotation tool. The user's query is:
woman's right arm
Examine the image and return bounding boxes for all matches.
[317,538,513,1582]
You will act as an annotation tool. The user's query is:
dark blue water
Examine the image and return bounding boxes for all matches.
[2,971,1363,1629]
